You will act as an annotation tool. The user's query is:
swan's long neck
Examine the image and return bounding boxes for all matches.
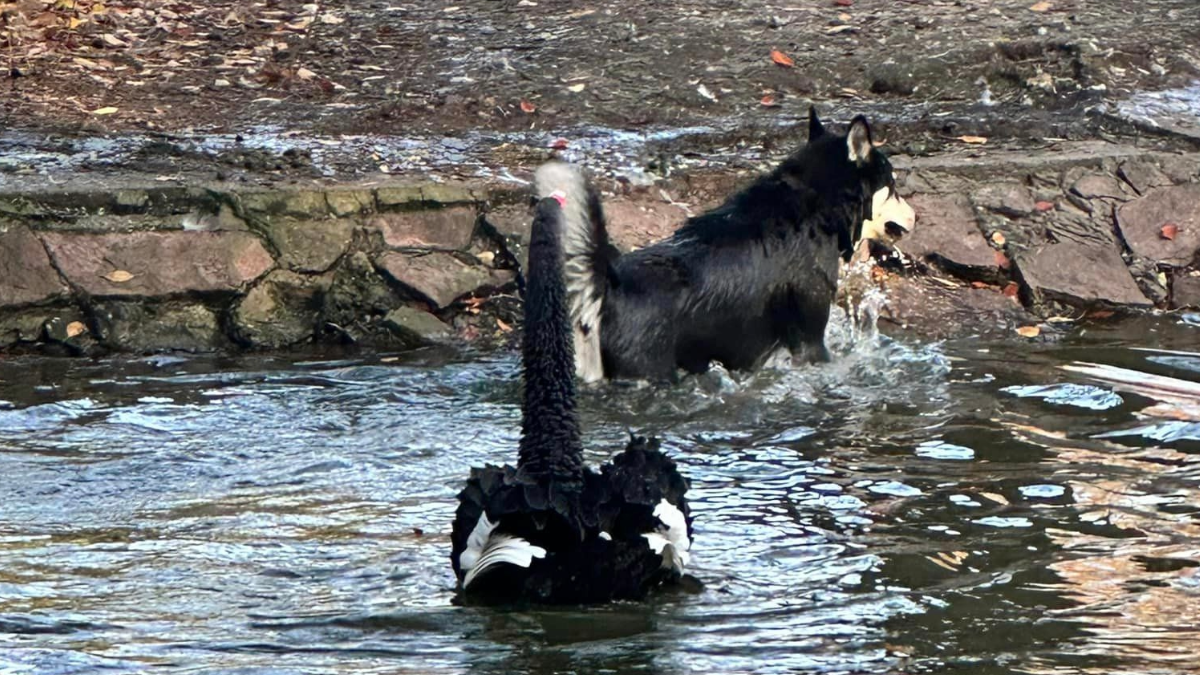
[517,196,584,478]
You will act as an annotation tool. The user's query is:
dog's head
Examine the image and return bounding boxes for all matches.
[783,108,916,259]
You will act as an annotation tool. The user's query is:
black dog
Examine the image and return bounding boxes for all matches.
[533,108,915,382]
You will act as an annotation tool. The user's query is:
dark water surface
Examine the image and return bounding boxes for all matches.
[3,310,1200,675]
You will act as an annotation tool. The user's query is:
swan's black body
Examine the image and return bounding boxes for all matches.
[450,196,692,605]
[538,109,911,382]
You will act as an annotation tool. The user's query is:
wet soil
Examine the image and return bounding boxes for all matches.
[3,0,1200,182]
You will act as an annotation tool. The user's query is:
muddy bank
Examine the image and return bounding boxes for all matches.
[1,141,1198,355]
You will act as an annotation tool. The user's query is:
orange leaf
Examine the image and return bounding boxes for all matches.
[760,94,780,107]
[770,50,795,68]
[519,99,536,114]
[990,231,1006,246]
[551,138,568,150]
[1161,223,1178,240]
[1029,1,1052,11]
[1035,200,1055,212]
[1016,325,1041,338]
[970,281,991,289]
[994,251,1011,270]
[957,135,988,145]
[496,318,512,333]
[1088,309,1115,320]
[1002,282,1020,298]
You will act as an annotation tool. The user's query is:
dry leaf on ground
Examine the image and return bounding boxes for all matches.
[958,135,988,144]
[770,50,794,67]
[103,270,135,283]
[1016,325,1041,338]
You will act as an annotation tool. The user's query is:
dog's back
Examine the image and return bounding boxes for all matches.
[539,109,912,381]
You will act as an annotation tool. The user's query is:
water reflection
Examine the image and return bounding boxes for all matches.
[1,317,1200,673]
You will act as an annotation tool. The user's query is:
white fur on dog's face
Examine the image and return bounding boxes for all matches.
[861,187,916,244]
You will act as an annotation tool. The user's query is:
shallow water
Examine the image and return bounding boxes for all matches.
[2,310,1200,675]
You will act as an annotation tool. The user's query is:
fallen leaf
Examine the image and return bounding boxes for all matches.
[957,135,988,144]
[496,318,512,333]
[551,138,569,150]
[91,106,119,115]
[103,270,135,283]
[980,492,1010,505]
[566,82,586,93]
[1161,223,1178,240]
[1002,282,1020,298]
[519,99,536,113]
[66,321,87,338]
[1088,309,1115,319]
[1029,0,1052,11]
[697,84,718,102]
[68,17,86,29]
[100,33,128,48]
[295,68,317,80]
[1016,325,1041,338]
[834,0,853,5]
[760,94,780,107]
[1035,200,1055,212]
[970,281,991,289]
[990,231,1006,246]
[770,49,794,67]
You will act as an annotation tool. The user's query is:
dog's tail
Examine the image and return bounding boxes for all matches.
[533,161,612,383]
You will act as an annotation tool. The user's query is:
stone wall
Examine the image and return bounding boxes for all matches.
[0,181,523,354]
[2,143,1199,354]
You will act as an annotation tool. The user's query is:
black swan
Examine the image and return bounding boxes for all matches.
[449,188,693,605]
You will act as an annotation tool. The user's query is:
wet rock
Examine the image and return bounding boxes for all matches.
[1115,184,1200,267]
[0,306,85,349]
[482,204,533,270]
[92,301,227,352]
[383,305,453,343]
[182,204,249,232]
[232,270,331,348]
[321,251,406,341]
[420,183,479,205]
[41,231,274,297]
[1014,239,1151,308]
[1069,172,1133,201]
[603,199,686,252]
[0,225,67,307]
[1171,272,1200,309]
[376,251,514,309]
[879,276,1035,340]
[896,194,998,277]
[1117,160,1171,195]
[375,186,424,208]
[325,190,375,217]
[867,64,916,96]
[265,219,354,273]
[365,207,479,250]
[971,183,1035,218]
[239,190,329,219]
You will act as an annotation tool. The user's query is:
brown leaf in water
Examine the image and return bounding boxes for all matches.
[1035,200,1056,212]
[980,491,1010,505]
[495,318,512,333]
[991,231,1006,246]
[1002,282,1020,297]
[770,49,794,67]
[1088,309,1115,319]
[760,94,780,108]
[1016,325,1041,338]
[519,99,536,114]
[1161,223,1178,240]
[65,321,87,338]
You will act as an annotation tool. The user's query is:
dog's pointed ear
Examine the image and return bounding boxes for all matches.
[847,115,874,164]
[808,107,826,141]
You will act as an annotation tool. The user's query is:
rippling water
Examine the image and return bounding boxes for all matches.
[2,309,1200,674]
